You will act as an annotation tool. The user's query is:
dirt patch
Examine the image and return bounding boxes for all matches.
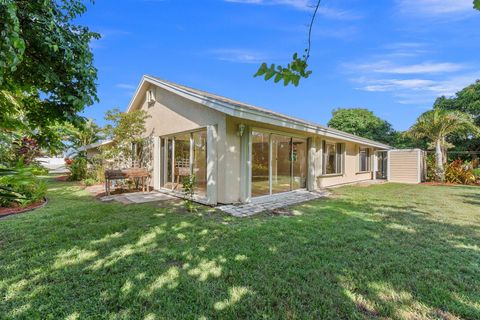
[355,302,380,318]
[433,309,461,320]
[55,175,70,182]
[268,208,297,216]
[0,198,47,218]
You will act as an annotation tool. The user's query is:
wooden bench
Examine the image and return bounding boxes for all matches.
[105,168,150,196]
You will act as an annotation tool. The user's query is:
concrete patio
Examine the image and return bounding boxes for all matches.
[217,189,330,217]
[97,188,329,217]
[100,191,176,204]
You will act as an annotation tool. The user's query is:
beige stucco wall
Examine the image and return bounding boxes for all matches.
[316,139,375,188]
[388,150,421,184]
[86,147,100,160]
[134,85,228,203]
[138,85,226,138]
[224,118,242,203]
[226,116,379,200]
[129,83,385,204]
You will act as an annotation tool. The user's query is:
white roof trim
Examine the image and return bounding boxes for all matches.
[78,140,113,152]
[126,75,391,149]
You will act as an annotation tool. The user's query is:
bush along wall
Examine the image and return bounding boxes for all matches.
[0,162,47,208]
[426,156,480,185]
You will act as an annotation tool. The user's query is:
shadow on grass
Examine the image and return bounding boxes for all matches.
[459,192,480,206]
[0,180,479,319]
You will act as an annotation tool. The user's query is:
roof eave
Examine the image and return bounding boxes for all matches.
[127,75,391,149]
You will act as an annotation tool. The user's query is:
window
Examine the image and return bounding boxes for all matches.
[161,130,207,197]
[251,131,308,196]
[359,147,370,172]
[322,141,343,175]
[192,130,207,196]
[251,131,270,197]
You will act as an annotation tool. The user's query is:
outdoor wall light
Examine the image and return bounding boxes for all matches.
[237,124,246,137]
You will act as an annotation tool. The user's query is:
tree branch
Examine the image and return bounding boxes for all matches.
[254,0,321,87]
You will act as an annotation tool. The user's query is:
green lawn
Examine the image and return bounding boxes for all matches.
[1,178,479,319]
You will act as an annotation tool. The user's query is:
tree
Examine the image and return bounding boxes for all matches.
[68,119,102,150]
[0,0,99,136]
[103,108,151,167]
[256,0,480,87]
[254,0,322,86]
[434,80,480,152]
[408,109,478,182]
[327,108,394,144]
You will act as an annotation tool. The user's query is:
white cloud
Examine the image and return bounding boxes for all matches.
[397,0,474,16]
[356,78,436,92]
[352,61,465,74]
[209,49,268,64]
[352,73,480,104]
[344,41,479,105]
[380,42,429,58]
[224,0,363,19]
[225,0,309,9]
[225,0,308,9]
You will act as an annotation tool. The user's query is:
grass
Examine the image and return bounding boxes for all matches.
[0,177,479,319]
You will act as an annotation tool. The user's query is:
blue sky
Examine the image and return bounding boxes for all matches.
[79,0,480,131]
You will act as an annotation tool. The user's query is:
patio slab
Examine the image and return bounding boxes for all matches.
[100,191,176,204]
[218,189,330,217]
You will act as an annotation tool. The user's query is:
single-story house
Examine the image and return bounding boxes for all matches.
[78,140,113,159]
[86,75,425,205]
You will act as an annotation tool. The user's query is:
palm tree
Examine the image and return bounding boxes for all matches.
[75,119,102,148]
[408,109,478,182]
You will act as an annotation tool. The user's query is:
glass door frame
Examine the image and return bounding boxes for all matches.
[250,128,308,197]
[160,128,207,198]
[375,151,388,180]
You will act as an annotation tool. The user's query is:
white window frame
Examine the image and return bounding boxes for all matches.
[159,128,208,198]
[358,147,370,173]
[321,141,344,176]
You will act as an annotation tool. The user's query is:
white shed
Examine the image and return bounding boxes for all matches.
[387,149,426,184]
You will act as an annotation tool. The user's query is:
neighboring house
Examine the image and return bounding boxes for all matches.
[85,75,424,205]
[78,140,113,159]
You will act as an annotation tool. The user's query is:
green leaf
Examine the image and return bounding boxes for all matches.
[254,49,312,87]
[274,73,282,83]
[264,64,276,81]
[475,0,480,10]
[254,63,267,77]
[292,76,300,87]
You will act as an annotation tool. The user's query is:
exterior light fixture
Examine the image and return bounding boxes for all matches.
[237,124,246,137]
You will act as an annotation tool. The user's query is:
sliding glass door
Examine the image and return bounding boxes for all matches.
[251,132,270,197]
[251,130,307,197]
[192,130,207,197]
[161,129,207,197]
[271,134,292,194]
[292,138,307,190]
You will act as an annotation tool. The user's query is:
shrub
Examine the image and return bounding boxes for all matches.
[445,159,476,185]
[89,159,105,183]
[473,167,480,177]
[14,137,43,165]
[67,157,88,181]
[425,154,436,182]
[0,163,47,207]
[182,174,197,213]
[83,178,97,186]
[29,163,49,176]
